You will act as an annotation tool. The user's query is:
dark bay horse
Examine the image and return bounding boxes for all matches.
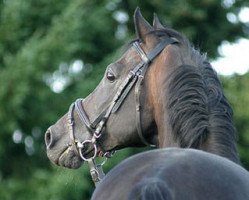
[91,148,249,200]
[45,8,239,170]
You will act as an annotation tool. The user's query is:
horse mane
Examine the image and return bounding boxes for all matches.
[154,27,239,163]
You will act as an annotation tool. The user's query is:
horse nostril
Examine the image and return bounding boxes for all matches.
[45,128,53,149]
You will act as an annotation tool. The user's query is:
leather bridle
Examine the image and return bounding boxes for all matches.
[66,37,178,186]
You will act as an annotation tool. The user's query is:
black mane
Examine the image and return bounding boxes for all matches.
[157,27,239,163]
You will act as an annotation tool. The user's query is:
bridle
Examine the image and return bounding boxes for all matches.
[66,37,178,186]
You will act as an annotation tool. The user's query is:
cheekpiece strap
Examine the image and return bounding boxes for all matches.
[133,41,150,63]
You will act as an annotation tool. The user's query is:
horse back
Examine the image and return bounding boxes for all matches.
[91,148,249,200]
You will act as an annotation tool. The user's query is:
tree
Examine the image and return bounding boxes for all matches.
[222,73,249,168]
[0,0,248,199]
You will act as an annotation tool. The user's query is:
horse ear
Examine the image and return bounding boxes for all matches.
[134,7,153,42]
[153,13,165,29]
[134,8,159,49]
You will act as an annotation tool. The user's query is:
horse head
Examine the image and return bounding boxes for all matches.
[44,8,177,168]
[45,8,239,170]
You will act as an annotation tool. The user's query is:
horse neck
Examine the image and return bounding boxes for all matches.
[146,46,181,148]
[147,47,239,164]
[150,72,239,163]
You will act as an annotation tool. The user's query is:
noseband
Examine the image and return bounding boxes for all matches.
[67,37,178,186]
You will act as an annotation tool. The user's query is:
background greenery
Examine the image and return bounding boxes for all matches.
[0,0,249,199]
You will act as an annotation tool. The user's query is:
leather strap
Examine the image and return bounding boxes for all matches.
[112,75,138,113]
[88,159,105,186]
[75,99,95,132]
[147,37,178,60]
[134,64,154,146]
[67,103,81,156]
[133,41,149,63]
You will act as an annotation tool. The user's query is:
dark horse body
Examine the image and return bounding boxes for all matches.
[45,8,239,170]
[92,148,249,200]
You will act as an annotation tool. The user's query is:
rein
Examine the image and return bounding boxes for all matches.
[67,37,178,186]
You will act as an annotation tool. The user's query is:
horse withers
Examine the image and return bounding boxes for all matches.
[91,148,249,200]
[45,8,239,170]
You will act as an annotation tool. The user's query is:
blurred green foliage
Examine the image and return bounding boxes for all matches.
[222,73,249,167]
[0,0,248,199]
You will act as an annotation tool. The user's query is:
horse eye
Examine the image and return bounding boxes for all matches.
[106,71,115,82]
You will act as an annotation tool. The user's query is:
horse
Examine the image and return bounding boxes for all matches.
[44,8,239,171]
[91,148,249,200]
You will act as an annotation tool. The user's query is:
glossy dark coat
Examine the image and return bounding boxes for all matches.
[92,148,249,200]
